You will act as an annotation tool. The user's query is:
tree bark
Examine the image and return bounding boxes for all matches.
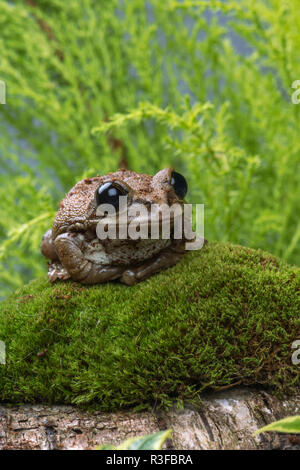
[0,388,299,450]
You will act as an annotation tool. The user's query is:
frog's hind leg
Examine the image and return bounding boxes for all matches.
[120,244,185,286]
[54,232,123,284]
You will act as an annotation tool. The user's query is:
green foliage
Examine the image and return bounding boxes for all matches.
[0,242,299,410]
[254,416,300,435]
[97,430,172,450]
[1,0,300,296]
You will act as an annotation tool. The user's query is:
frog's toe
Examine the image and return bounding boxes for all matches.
[48,261,71,283]
[120,269,138,286]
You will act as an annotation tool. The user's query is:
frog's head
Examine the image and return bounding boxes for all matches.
[94,168,188,239]
[52,168,188,240]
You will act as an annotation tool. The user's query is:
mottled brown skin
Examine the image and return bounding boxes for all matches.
[41,168,187,286]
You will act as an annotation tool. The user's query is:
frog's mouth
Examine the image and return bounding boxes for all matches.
[95,206,186,241]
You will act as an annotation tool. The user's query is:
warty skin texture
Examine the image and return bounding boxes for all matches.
[41,168,188,285]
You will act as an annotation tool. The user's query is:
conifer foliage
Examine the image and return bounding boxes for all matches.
[0,1,299,296]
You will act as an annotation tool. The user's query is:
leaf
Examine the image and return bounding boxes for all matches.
[97,429,172,450]
[97,444,116,450]
[254,416,300,435]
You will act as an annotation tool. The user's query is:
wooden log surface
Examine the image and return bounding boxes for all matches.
[0,388,299,450]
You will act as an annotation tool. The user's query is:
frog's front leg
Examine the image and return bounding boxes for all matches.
[54,233,123,284]
[41,229,71,282]
[41,229,59,261]
[120,243,186,286]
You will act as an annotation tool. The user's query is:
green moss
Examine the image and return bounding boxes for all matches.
[0,242,299,410]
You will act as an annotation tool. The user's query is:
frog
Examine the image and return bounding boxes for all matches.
[41,168,190,286]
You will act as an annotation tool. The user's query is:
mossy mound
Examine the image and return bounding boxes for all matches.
[0,242,299,410]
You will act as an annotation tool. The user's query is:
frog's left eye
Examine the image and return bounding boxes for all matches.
[170,171,188,199]
[95,181,128,211]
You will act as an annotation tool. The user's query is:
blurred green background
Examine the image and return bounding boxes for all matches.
[0,0,299,297]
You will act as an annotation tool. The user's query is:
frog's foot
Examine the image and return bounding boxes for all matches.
[120,246,185,286]
[48,261,71,283]
[54,232,123,284]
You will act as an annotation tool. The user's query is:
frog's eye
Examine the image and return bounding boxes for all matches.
[95,181,128,210]
[170,171,188,199]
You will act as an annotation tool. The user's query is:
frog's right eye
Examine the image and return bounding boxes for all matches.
[95,181,128,211]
